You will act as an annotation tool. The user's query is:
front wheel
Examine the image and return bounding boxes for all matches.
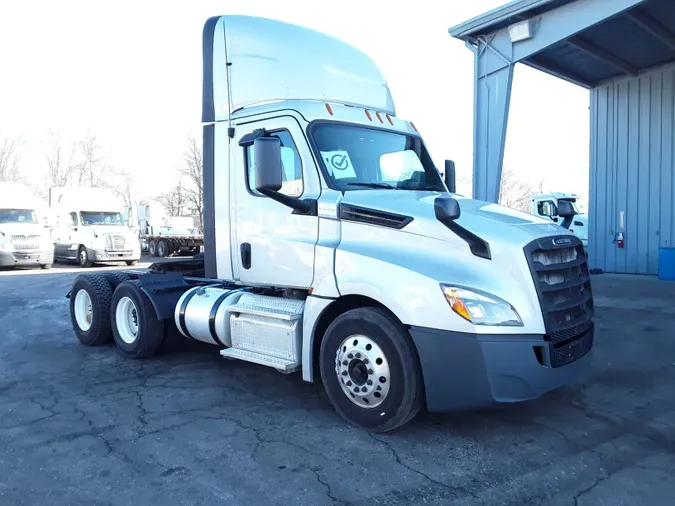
[320,307,424,433]
[78,246,93,268]
[125,260,137,266]
[40,263,52,270]
[111,280,165,359]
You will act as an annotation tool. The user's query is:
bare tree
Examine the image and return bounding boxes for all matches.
[73,134,107,187]
[44,130,78,190]
[102,168,135,206]
[0,136,23,183]
[179,135,203,232]
[155,182,187,217]
[499,167,534,212]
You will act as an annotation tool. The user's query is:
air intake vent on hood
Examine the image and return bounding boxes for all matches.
[340,204,413,229]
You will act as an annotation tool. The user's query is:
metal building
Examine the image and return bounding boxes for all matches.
[450,0,675,275]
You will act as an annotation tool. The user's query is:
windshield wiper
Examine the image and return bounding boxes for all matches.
[347,182,400,190]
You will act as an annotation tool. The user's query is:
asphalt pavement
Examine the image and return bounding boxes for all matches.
[1,263,674,505]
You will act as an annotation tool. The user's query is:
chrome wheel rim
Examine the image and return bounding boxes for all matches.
[116,296,139,344]
[335,334,391,409]
[74,290,93,331]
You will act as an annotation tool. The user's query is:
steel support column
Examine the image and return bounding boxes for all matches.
[472,39,514,203]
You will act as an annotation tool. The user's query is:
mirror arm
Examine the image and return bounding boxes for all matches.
[258,189,317,216]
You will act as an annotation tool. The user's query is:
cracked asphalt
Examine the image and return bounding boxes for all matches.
[1,267,674,505]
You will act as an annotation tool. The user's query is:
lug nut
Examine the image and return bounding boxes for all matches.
[342,360,348,366]
[342,371,348,376]
[361,387,367,393]
[353,387,360,393]
[368,369,373,375]
[367,380,373,386]
[363,359,369,364]
[355,352,361,358]
[347,353,354,359]
[346,380,352,387]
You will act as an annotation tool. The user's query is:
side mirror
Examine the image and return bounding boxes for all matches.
[444,160,456,193]
[557,200,577,218]
[254,137,283,193]
[434,196,461,222]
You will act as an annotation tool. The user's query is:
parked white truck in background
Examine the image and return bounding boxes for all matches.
[135,202,203,257]
[49,187,141,267]
[65,16,595,432]
[0,182,54,270]
[531,192,588,252]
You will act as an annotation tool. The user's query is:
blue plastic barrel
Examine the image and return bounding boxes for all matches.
[658,248,675,280]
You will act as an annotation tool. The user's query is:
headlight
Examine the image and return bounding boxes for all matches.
[440,284,523,327]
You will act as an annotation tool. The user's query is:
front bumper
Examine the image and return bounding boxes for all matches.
[409,325,593,412]
[88,247,140,263]
[0,249,54,268]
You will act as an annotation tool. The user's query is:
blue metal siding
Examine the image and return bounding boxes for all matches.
[589,62,675,274]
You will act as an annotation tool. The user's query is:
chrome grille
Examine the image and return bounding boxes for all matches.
[11,235,41,251]
[524,236,594,367]
[105,234,126,251]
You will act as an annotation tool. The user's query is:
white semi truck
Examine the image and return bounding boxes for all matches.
[50,186,141,267]
[0,182,54,269]
[531,193,588,252]
[65,16,595,432]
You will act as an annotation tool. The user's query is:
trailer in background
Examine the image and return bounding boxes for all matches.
[135,203,203,257]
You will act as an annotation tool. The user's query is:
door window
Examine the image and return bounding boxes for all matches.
[70,212,78,226]
[245,130,303,197]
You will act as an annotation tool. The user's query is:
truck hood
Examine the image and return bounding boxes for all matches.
[0,222,46,237]
[340,190,570,249]
[86,225,133,237]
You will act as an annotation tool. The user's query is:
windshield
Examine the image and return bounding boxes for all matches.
[80,211,124,226]
[310,123,445,192]
[0,209,37,224]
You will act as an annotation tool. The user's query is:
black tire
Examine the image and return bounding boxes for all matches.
[103,271,132,290]
[69,274,114,346]
[157,239,169,258]
[78,246,93,268]
[320,307,424,433]
[40,263,52,270]
[125,260,137,266]
[148,240,158,257]
[110,280,165,359]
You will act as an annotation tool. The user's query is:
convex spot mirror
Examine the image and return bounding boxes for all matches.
[253,137,283,193]
[557,200,577,218]
[434,196,461,222]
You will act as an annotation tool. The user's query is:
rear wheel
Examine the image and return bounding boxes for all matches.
[320,307,424,433]
[111,280,165,359]
[78,246,93,268]
[157,239,169,258]
[148,240,158,257]
[69,274,114,346]
[103,271,132,290]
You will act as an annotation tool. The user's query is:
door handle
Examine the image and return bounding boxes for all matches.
[240,243,251,269]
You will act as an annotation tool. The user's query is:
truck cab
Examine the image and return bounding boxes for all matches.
[532,192,588,252]
[0,183,54,270]
[66,16,595,432]
[50,187,141,268]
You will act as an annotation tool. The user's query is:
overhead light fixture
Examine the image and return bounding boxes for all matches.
[508,19,533,42]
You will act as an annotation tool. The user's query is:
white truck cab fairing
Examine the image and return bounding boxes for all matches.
[0,183,54,269]
[66,15,594,433]
[50,187,141,267]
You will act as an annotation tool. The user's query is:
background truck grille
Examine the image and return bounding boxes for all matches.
[11,235,41,251]
[106,234,126,251]
[524,235,594,367]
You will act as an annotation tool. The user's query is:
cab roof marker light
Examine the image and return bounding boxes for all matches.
[375,112,384,123]
[386,114,394,125]
[364,109,373,121]
[325,103,334,115]
[410,121,418,132]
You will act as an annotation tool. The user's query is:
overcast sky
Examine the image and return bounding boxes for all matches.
[0,0,590,202]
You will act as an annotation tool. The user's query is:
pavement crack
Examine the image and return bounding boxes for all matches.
[367,432,478,502]
[307,465,343,504]
[573,473,610,506]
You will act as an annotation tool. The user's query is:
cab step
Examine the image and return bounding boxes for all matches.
[223,303,301,321]
[220,348,299,373]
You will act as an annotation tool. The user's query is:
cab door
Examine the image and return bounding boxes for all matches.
[231,115,320,289]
